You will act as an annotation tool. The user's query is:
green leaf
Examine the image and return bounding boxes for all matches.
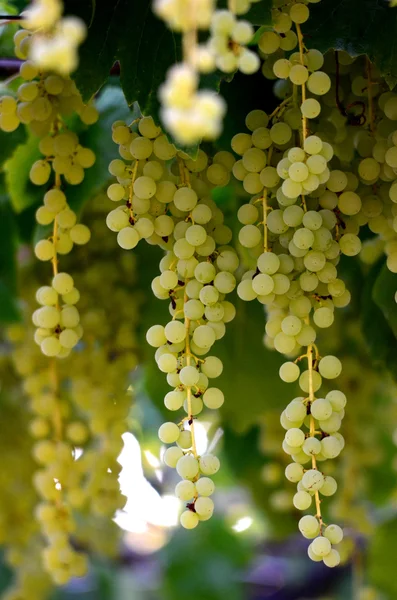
[372,263,397,339]
[304,0,397,88]
[245,0,272,25]
[0,281,20,323]
[361,260,397,381]
[73,0,225,132]
[73,0,179,113]
[217,299,296,432]
[0,126,27,166]
[0,192,18,294]
[3,133,43,213]
[161,518,251,600]
[368,515,397,597]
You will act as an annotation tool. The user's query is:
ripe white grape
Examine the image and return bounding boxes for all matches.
[117,227,140,249]
[310,398,332,421]
[201,356,223,378]
[158,422,180,444]
[285,428,305,448]
[293,490,312,510]
[180,510,199,529]
[321,436,342,459]
[299,515,320,538]
[311,536,331,557]
[203,387,224,409]
[179,366,200,386]
[164,320,186,343]
[199,454,220,475]
[279,361,300,383]
[318,355,342,379]
[285,462,304,483]
[195,477,215,496]
[175,480,196,501]
[307,71,331,95]
[326,390,346,411]
[302,469,324,491]
[157,353,178,373]
[289,3,310,24]
[176,455,199,479]
[323,549,340,568]
[324,524,343,545]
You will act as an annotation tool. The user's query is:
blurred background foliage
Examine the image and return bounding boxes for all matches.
[1,0,397,599]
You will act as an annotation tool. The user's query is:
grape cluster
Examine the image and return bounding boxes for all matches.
[32,273,83,357]
[107,115,238,527]
[0,30,98,359]
[5,198,140,591]
[202,10,259,75]
[21,0,86,74]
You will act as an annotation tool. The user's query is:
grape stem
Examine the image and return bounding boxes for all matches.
[262,147,273,252]
[269,95,292,122]
[184,286,198,459]
[296,23,308,142]
[305,317,324,531]
[127,160,139,223]
[366,57,375,136]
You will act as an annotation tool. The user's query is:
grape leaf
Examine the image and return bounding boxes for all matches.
[372,263,397,339]
[361,260,397,381]
[368,515,397,597]
[304,0,397,88]
[3,132,43,213]
[73,0,181,117]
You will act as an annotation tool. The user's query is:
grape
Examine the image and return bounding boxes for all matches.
[252,273,274,295]
[41,336,61,357]
[339,233,361,256]
[173,187,198,211]
[307,543,323,562]
[195,496,214,519]
[231,132,252,155]
[274,332,295,354]
[318,355,342,379]
[310,398,332,421]
[285,428,305,447]
[313,307,334,328]
[273,58,292,79]
[193,325,216,348]
[302,469,324,491]
[299,515,320,538]
[238,49,260,75]
[130,136,152,159]
[326,390,346,411]
[175,480,196,501]
[252,127,272,149]
[258,31,281,54]
[203,387,224,409]
[321,436,342,459]
[289,3,310,23]
[176,455,199,479]
[303,437,321,456]
[270,122,292,145]
[289,64,309,85]
[70,224,91,245]
[59,329,79,349]
[239,224,261,248]
[285,462,304,482]
[157,353,178,373]
[44,189,67,213]
[311,536,331,557]
[293,228,314,250]
[279,361,300,383]
[158,422,180,444]
[199,454,220,475]
[195,477,215,496]
[324,524,343,545]
[242,148,266,173]
[237,204,258,225]
[165,390,185,411]
[293,491,312,510]
[180,510,199,529]
[164,320,186,343]
[323,549,340,568]
[146,325,167,347]
[134,176,156,199]
[117,227,140,249]
[245,109,269,131]
[320,476,337,496]
[307,71,331,95]
[179,366,200,386]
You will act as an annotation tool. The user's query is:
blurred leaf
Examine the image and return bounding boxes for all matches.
[0,125,26,166]
[0,281,20,323]
[361,260,397,381]
[368,515,397,597]
[3,133,42,213]
[245,0,273,25]
[0,185,17,293]
[224,426,297,537]
[304,0,397,88]
[372,263,397,339]
[161,518,251,600]
[217,299,295,432]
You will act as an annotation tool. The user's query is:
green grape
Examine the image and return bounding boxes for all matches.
[285,462,304,483]
[310,398,332,420]
[299,515,320,538]
[289,3,310,23]
[180,510,199,529]
[199,454,220,475]
[321,436,342,459]
[164,320,186,343]
[279,361,300,383]
[176,455,199,479]
[175,480,196,501]
[293,490,312,510]
[164,446,184,467]
[158,422,180,444]
[318,355,342,379]
[313,307,334,328]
